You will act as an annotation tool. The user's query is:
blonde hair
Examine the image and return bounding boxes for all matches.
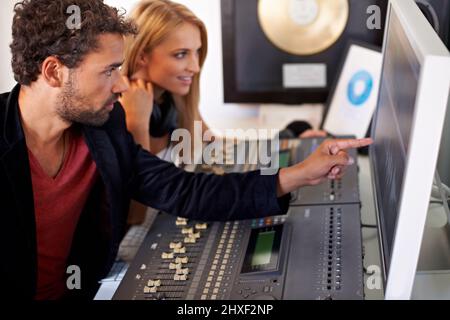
[123,0,208,136]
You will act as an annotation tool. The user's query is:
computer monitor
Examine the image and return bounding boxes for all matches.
[370,0,450,299]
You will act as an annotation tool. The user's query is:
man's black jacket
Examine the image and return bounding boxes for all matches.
[0,85,290,299]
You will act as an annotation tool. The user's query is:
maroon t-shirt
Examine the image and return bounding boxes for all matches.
[28,129,98,300]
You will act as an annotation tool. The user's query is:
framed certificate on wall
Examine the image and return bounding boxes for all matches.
[322,42,382,138]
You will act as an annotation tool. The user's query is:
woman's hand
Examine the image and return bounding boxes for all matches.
[120,77,154,151]
[120,77,154,132]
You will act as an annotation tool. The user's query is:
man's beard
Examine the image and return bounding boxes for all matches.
[56,73,118,127]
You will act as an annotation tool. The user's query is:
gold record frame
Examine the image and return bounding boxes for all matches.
[258,0,350,55]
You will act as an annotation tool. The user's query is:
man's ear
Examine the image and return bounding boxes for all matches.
[40,56,66,87]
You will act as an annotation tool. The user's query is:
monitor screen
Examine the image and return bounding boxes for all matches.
[370,0,450,299]
[371,7,421,273]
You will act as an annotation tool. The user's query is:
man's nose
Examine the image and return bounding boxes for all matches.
[112,74,129,94]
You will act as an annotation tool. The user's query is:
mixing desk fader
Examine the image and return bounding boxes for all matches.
[113,205,364,300]
[112,137,365,300]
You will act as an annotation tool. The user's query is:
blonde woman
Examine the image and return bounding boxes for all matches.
[119,0,209,224]
[120,0,208,160]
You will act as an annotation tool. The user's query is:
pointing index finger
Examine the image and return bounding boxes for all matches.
[329,138,373,155]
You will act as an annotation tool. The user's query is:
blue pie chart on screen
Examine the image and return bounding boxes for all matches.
[347,70,373,107]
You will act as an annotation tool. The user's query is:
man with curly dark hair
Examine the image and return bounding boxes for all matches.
[0,0,371,300]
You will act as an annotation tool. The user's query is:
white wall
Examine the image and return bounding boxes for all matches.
[0,0,322,135]
[0,0,18,92]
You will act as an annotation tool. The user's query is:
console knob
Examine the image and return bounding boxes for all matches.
[195,223,208,230]
[169,241,183,249]
[181,227,193,234]
[161,252,174,259]
[190,232,201,239]
[174,246,186,254]
[174,274,188,281]
[169,262,183,270]
[175,256,189,264]
[184,237,196,244]
[176,217,188,226]
[176,268,189,275]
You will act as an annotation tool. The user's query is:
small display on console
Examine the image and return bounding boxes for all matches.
[241,225,283,274]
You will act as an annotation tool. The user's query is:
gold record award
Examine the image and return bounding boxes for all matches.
[258,0,349,56]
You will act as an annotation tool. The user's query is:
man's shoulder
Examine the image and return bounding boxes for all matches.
[0,90,10,99]
[0,86,18,122]
[0,90,12,125]
[0,90,11,110]
[0,90,12,150]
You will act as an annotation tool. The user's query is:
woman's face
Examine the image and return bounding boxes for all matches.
[145,22,202,98]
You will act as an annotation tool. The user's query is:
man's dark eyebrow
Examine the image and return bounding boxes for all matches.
[104,61,124,70]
